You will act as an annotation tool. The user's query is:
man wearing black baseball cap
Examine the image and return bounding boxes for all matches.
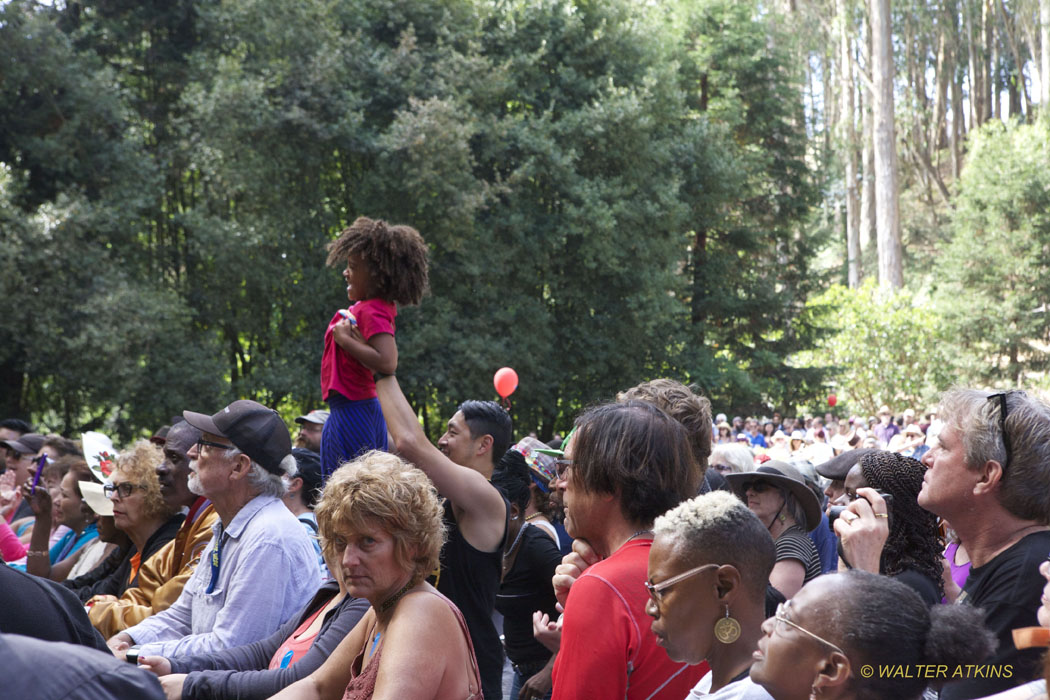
[1,432,46,522]
[109,400,320,660]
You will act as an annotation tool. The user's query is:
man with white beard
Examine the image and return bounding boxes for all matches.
[108,400,319,660]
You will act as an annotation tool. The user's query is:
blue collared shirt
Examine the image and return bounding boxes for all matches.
[127,494,321,657]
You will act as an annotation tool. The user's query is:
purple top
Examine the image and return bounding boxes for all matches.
[943,541,971,603]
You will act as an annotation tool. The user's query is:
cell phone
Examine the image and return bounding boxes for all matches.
[30,454,47,494]
[125,646,141,665]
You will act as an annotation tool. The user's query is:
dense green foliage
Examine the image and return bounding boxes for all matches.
[5,0,1047,440]
[0,0,882,440]
[933,120,1050,388]
[797,281,955,416]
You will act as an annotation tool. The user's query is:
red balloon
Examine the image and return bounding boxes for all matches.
[827,394,838,407]
[494,367,519,398]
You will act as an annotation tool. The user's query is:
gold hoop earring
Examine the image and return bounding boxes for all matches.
[713,605,741,644]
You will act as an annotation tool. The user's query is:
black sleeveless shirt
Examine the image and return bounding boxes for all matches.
[434,495,508,700]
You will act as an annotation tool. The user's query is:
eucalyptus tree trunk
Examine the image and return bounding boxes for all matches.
[860,11,877,255]
[931,27,949,151]
[840,0,861,286]
[983,0,995,122]
[871,0,903,288]
[951,69,964,178]
[1042,0,1050,108]
[989,0,1000,121]
[997,0,1030,119]
[967,0,984,126]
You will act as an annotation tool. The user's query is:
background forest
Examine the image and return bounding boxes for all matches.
[2,0,1049,441]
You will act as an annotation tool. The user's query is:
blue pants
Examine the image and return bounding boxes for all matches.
[321,394,388,481]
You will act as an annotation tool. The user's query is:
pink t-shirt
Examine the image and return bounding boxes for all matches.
[320,298,397,401]
[268,603,327,670]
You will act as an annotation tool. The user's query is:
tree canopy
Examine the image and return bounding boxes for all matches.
[4,0,1048,440]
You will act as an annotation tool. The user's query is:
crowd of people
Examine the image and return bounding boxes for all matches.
[3,217,1050,700]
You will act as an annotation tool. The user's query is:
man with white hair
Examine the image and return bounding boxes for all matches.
[108,400,319,659]
[918,389,1050,699]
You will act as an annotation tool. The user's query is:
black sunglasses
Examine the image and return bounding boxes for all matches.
[988,391,1025,475]
[740,480,773,494]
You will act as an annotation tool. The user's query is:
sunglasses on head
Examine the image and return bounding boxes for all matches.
[988,390,1026,475]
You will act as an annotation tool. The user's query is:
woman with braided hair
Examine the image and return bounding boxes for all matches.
[834,450,944,604]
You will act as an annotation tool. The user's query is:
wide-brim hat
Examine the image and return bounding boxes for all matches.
[184,399,291,475]
[814,447,880,481]
[725,461,823,532]
[82,431,118,483]
[79,481,114,516]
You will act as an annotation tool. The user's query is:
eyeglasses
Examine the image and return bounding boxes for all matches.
[988,391,1025,475]
[196,438,233,454]
[772,602,847,657]
[554,458,573,480]
[645,563,720,604]
[104,482,148,499]
[740,480,773,494]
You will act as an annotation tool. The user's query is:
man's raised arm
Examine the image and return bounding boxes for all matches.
[375,375,505,552]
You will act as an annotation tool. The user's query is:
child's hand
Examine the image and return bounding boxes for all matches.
[332,319,364,347]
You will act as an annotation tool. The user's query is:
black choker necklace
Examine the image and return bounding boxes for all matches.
[378,580,414,613]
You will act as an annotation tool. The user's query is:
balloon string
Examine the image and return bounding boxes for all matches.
[502,397,512,412]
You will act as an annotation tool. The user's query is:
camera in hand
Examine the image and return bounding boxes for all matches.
[828,491,894,531]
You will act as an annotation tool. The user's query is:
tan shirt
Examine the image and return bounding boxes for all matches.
[89,503,218,638]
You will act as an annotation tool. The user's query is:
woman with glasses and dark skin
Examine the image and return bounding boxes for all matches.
[833,451,943,605]
[646,491,775,699]
[725,462,822,599]
[750,571,993,700]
